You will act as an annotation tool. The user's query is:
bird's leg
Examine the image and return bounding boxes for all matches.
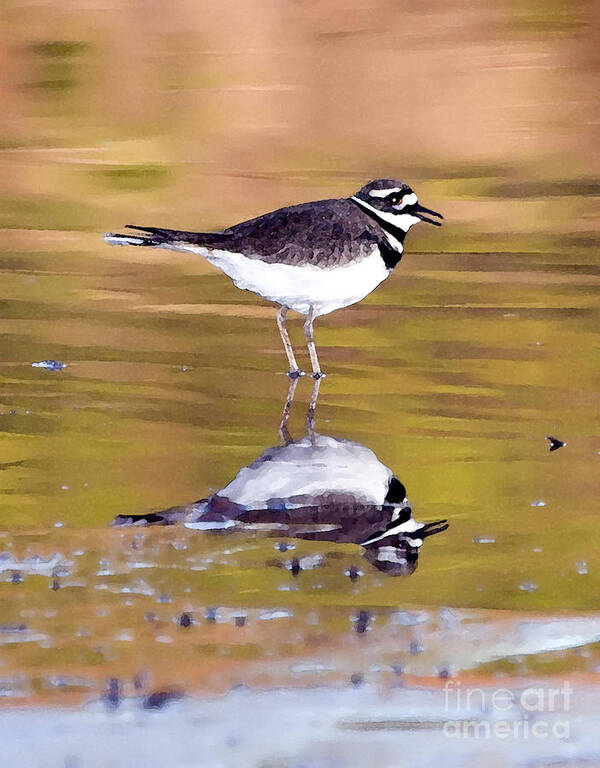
[303,306,324,379]
[279,375,299,445]
[276,306,303,378]
[305,375,322,443]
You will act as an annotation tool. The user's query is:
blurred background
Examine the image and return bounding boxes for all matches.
[2,0,598,242]
[1,0,599,742]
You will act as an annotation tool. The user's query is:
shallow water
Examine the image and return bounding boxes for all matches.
[4,684,600,768]
[1,0,599,712]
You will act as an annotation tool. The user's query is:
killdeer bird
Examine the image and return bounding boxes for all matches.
[112,379,448,575]
[104,179,443,377]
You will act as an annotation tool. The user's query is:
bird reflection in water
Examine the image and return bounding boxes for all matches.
[113,379,448,575]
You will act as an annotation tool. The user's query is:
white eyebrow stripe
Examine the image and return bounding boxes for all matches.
[397,192,418,209]
[368,187,401,198]
[351,195,416,234]
[360,517,424,547]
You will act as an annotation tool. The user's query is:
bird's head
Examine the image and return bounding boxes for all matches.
[351,178,443,233]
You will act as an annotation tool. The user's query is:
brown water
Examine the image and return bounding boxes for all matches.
[1,0,599,709]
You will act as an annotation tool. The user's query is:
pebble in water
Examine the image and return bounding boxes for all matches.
[345,566,362,583]
[142,688,183,710]
[275,542,295,552]
[178,612,193,628]
[576,561,588,575]
[519,581,538,592]
[355,610,370,634]
[104,678,121,710]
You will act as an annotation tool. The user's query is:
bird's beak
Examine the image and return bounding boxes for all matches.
[411,203,444,226]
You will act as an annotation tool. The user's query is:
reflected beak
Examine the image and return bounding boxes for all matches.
[412,203,444,226]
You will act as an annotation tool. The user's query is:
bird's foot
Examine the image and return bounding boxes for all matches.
[311,371,326,380]
[287,369,305,379]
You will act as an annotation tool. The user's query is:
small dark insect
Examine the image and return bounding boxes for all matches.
[290,557,301,577]
[546,436,566,452]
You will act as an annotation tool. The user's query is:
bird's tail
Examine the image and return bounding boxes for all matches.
[103,225,224,248]
[111,499,209,526]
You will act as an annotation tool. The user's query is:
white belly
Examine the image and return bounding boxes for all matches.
[217,434,393,510]
[176,244,391,316]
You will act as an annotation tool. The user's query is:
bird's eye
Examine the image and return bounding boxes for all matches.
[389,194,402,206]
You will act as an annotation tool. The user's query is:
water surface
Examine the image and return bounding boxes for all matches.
[1,0,599,709]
